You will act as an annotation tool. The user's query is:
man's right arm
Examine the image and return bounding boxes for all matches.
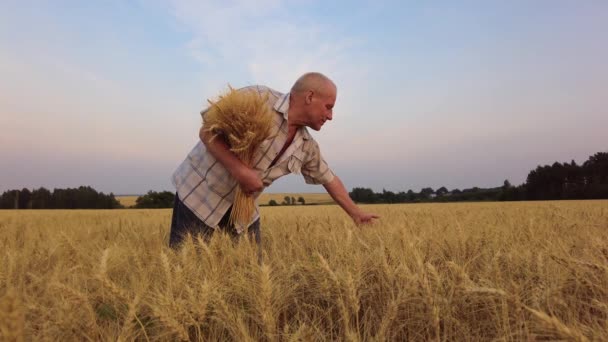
[200,127,263,195]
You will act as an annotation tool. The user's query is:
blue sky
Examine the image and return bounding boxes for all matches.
[1,1,607,194]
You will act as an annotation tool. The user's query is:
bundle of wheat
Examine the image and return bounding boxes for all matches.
[202,86,274,230]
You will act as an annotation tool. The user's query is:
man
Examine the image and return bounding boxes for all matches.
[169,72,379,248]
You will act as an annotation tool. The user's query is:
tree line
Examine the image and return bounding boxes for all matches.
[349,152,608,203]
[267,196,306,206]
[0,188,180,210]
[0,186,123,209]
[2,152,605,209]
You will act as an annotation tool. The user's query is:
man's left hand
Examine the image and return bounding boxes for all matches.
[351,211,380,225]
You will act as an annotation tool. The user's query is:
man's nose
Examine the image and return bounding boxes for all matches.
[327,111,333,120]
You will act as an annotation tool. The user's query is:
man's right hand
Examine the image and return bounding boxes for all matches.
[201,127,264,196]
[235,166,264,196]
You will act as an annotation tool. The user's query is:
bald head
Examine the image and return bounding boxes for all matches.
[287,72,337,131]
[290,72,336,96]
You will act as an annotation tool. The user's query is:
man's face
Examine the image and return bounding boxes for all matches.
[307,85,336,131]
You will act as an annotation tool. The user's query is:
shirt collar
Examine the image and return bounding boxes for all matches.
[273,92,290,119]
[273,92,310,141]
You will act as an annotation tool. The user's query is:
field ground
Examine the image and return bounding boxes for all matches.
[257,193,334,205]
[116,193,334,208]
[115,195,139,208]
[1,200,607,340]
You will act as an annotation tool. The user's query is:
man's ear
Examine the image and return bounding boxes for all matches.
[305,90,314,104]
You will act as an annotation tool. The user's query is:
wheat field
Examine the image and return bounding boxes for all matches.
[1,201,607,341]
[116,196,139,208]
[257,193,334,205]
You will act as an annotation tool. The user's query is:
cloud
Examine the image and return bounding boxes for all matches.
[168,0,367,96]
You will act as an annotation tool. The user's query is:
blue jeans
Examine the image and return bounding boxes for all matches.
[169,193,261,248]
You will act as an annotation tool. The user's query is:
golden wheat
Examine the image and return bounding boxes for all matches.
[0,201,607,340]
[203,87,274,229]
[115,196,139,208]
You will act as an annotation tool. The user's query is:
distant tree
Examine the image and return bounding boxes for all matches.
[583,152,608,182]
[283,196,291,205]
[297,196,305,205]
[0,190,19,209]
[18,188,31,209]
[30,187,52,209]
[382,189,397,203]
[106,193,123,209]
[583,152,608,198]
[349,187,376,203]
[134,191,175,208]
[420,187,435,199]
[291,196,296,205]
[1,186,121,209]
[396,191,407,202]
[74,186,99,208]
[268,199,279,206]
[526,163,564,200]
[517,153,608,200]
[436,187,448,196]
[563,160,584,199]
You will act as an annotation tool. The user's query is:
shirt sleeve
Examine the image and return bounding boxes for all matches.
[301,140,335,185]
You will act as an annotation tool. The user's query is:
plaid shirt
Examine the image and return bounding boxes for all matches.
[172,85,335,232]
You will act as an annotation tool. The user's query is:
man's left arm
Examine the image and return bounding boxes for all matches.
[300,140,379,225]
[323,176,379,225]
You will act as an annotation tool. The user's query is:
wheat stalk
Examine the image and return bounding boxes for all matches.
[0,289,25,342]
[203,86,274,231]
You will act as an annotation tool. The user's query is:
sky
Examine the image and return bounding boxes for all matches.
[1,1,607,195]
